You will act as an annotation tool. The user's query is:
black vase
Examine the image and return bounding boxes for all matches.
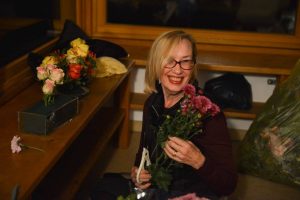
[57,82,89,98]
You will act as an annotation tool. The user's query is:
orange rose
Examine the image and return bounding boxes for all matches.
[68,64,83,79]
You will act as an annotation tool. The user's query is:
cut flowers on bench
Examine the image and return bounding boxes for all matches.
[11,135,44,153]
[36,38,96,106]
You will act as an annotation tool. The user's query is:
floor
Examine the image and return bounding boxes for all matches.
[101,132,300,200]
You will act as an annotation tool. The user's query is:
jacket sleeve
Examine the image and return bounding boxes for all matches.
[194,112,238,196]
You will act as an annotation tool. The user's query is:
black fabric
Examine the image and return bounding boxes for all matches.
[51,19,90,51]
[204,73,252,110]
[51,20,128,58]
[90,173,131,200]
[87,39,128,59]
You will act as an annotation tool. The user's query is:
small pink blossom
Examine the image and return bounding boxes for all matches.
[183,84,196,97]
[49,68,65,84]
[210,104,220,116]
[42,79,55,95]
[36,66,49,80]
[11,135,22,153]
[181,84,220,116]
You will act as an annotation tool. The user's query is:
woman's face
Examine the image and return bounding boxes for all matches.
[160,39,194,96]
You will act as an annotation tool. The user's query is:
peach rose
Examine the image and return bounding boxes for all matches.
[36,66,49,80]
[42,79,55,95]
[50,68,65,84]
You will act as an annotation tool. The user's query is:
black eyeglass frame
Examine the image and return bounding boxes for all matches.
[164,59,195,70]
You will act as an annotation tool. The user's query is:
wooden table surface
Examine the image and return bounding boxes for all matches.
[0,60,133,199]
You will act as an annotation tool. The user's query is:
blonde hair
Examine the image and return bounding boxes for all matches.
[144,30,198,94]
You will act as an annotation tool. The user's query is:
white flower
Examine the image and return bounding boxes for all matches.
[11,136,22,153]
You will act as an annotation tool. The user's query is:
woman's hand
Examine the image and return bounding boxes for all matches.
[164,136,206,169]
[130,166,152,189]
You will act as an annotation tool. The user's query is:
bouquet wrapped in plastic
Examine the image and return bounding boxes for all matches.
[239,60,300,187]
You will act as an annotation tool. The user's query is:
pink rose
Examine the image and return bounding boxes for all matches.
[50,68,65,84]
[42,79,55,95]
[46,64,56,71]
[36,66,49,80]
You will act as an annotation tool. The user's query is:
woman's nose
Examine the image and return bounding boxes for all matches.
[172,63,183,74]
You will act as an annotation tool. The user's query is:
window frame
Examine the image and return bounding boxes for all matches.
[76,0,300,50]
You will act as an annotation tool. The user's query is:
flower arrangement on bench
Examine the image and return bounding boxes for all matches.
[36,38,96,106]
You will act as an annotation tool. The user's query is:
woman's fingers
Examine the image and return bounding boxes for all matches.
[135,182,151,190]
[164,137,205,169]
[131,167,152,189]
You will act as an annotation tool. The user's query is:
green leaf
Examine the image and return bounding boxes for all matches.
[148,165,172,191]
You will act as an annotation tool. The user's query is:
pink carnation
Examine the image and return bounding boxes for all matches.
[183,84,196,97]
[209,104,220,116]
[11,135,22,153]
[169,193,209,200]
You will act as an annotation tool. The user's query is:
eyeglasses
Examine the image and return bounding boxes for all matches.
[165,59,194,70]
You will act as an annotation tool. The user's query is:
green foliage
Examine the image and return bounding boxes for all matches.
[147,164,172,191]
[117,193,137,200]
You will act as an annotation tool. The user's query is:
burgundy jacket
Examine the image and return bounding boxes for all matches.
[134,84,238,198]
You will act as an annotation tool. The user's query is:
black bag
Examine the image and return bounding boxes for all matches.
[204,73,252,110]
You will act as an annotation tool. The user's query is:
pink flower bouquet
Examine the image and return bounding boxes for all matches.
[148,84,220,191]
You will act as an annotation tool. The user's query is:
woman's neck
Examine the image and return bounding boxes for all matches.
[163,91,184,108]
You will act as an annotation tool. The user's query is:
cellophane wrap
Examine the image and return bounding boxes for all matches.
[239,60,300,187]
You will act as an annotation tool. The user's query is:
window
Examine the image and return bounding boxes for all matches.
[107,0,297,35]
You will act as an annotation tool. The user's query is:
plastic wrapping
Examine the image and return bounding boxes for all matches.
[239,60,300,187]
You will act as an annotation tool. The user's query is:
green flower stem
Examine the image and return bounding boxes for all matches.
[20,144,45,152]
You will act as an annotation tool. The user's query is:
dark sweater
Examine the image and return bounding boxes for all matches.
[134,84,238,198]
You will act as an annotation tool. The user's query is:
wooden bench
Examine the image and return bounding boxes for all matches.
[0,39,134,199]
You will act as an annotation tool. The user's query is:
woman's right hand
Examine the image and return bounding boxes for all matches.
[131,166,152,189]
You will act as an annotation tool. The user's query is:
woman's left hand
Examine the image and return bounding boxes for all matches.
[164,136,206,169]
